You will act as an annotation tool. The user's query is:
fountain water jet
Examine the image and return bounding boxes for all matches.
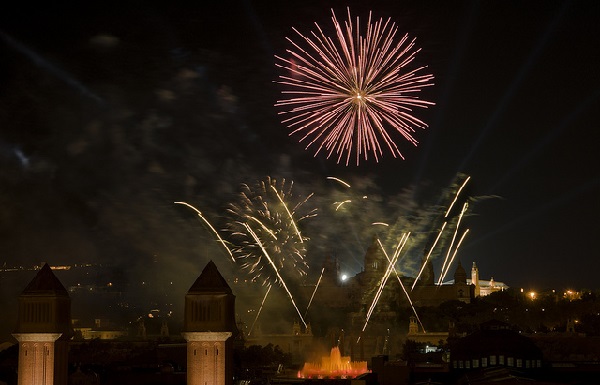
[298,347,368,379]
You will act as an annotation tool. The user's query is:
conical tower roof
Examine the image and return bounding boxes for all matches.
[187,260,232,293]
[15,263,72,335]
[22,263,68,296]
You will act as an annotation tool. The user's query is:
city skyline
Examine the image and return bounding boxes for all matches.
[1,0,599,301]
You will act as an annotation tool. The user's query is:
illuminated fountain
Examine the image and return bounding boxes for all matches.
[298,347,369,379]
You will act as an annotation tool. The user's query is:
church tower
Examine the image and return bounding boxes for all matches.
[471,262,480,297]
[182,261,237,385]
[13,264,71,385]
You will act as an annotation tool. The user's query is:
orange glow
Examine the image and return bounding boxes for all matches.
[298,347,368,379]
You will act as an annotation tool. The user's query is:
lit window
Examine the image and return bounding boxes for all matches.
[516,359,522,368]
[489,355,496,365]
[507,357,514,366]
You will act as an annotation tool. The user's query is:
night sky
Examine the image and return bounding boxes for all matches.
[1,0,599,299]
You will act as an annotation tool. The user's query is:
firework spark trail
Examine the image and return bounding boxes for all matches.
[357,235,408,343]
[226,177,314,286]
[249,284,272,336]
[372,222,390,227]
[304,267,325,318]
[276,8,434,165]
[440,229,470,281]
[334,200,352,211]
[360,234,409,336]
[393,270,426,333]
[411,175,470,287]
[243,223,308,327]
[327,176,352,188]
[445,176,471,218]
[269,184,315,244]
[438,202,468,284]
[366,236,407,320]
[174,201,235,263]
[375,238,427,333]
[412,221,447,290]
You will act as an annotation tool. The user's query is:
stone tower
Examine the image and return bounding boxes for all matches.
[471,262,480,297]
[13,264,71,385]
[183,261,237,385]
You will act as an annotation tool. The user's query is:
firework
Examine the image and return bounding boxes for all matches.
[275,8,434,165]
[225,177,315,286]
[174,201,235,263]
[225,177,316,327]
[243,222,308,327]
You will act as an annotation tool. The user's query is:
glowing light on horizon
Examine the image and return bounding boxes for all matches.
[174,201,235,263]
[275,8,434,165]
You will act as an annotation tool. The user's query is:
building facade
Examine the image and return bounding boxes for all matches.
[13,263,72,385]
[182,260,238,385]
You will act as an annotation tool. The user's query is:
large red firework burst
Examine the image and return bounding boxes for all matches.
[275,8,435,166]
